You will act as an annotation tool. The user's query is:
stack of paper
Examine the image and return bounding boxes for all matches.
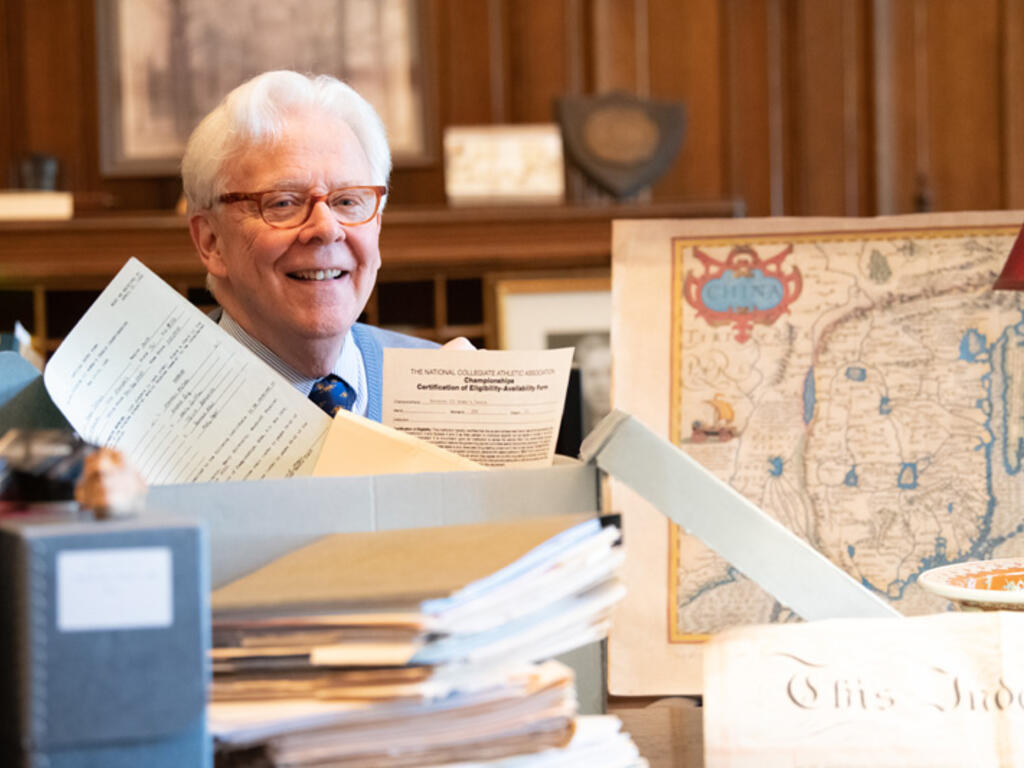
[208,513,638,766]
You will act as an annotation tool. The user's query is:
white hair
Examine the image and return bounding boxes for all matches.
[181,70,391,212]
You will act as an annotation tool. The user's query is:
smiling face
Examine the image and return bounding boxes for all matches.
[189,109,381,377]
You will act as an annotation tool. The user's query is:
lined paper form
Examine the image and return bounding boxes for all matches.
[43,259,330,484]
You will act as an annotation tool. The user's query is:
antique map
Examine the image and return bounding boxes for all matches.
[608,212,1024,694]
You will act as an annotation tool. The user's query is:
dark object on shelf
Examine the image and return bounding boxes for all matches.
[18,152,60,190]
[557,92,686,199]
[0,428,95,503]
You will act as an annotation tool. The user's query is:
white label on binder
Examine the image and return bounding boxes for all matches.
[57,547,173,631]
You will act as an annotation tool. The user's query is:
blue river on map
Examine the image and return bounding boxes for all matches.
[802,369,816,424]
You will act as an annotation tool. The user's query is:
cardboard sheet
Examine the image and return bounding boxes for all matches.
[312,408,483,477]
[211,513,595,614]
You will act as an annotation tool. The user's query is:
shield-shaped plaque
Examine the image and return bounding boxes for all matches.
[556,92,686,199]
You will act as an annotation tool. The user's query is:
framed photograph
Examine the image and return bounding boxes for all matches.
[495,276,611,437]
[95,0,431,176]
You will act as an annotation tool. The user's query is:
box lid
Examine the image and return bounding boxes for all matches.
[0,351,68,435]
[581,410,898,621]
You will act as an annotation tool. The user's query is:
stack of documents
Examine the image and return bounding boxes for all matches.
[208,513,640,767]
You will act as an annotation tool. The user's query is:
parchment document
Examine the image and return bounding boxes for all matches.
[704,612,1024,767]
[43,259,330,484]
[382,348,573,468]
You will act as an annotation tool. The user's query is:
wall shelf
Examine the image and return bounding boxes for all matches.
[0,200,743,351]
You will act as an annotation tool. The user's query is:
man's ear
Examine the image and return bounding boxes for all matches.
[189,212,229,278]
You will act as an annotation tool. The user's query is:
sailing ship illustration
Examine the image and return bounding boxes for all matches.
[690,393,737,442]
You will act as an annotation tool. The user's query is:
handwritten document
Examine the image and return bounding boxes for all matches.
[382,348,573,468]
[43,259,330,484]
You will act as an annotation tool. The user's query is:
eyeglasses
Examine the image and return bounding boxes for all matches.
[217,185,386,229]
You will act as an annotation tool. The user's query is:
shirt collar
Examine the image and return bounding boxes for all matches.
[217,311,367,416]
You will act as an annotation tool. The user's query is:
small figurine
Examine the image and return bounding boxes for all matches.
[74,447,147,519]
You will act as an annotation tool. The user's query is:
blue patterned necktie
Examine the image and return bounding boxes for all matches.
[309,374,356,417]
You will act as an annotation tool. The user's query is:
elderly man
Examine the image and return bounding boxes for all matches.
[182,70,458,422]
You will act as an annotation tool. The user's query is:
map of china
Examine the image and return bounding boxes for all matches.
[674,226,1024,634]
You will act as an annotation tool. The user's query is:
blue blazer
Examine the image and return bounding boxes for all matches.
[350,323,438,422]
[210,308,438,423]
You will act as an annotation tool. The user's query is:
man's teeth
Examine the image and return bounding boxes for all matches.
[292,269,343,281]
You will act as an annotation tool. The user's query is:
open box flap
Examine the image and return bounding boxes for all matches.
[0,351,69,435]
[582,409,899,621]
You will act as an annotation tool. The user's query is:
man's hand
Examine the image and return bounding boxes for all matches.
[441,336,476,351]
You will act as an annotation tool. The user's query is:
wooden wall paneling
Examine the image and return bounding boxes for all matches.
[871,0,894,213]
[871,0,923,214]
[565,0,587,94]
[505,0,572,123]
[385,0,445,204]
[75,0,100,198]
[19,0,81,192]
[723,0,774,216]
[0,0,13,188]
[434,2,503,124]
[1002,0,1024,210]
[3,0,1020,218]
[788,0,863,215]
[647,0,724,201]
[850,0,875,215]
[487,0,511,121]
[925,0,1002,212]
[9,0,178,212]
[2,0,25,188]
[591,0,643,94]
[912,0,933,210]
[766,0,788,214]
[778,0,801,214]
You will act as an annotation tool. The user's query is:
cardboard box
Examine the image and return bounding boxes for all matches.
[2,348,895,752]
[145,460,606,714]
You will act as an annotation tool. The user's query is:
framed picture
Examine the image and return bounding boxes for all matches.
[443,124,564,206]
[494,276,611,437]
[95,0,431,176]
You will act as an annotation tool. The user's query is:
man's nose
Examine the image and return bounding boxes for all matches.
[298,199,345,243]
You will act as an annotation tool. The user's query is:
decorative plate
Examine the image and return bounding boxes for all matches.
[919,558,1024,611]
